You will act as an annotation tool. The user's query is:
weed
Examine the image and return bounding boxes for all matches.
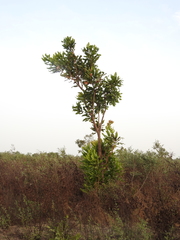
[47,216,81,240]
[0,205,11,229]
[15,195,41,227]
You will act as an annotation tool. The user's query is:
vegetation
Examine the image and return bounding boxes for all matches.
[42,36,123,184]
[42,36,123,191]
[80,121,123,191]
[0,142,180,239]
[1,38,179,239]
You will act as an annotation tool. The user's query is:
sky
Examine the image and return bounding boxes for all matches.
[1,0,180,157]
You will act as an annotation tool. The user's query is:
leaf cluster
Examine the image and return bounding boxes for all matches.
[80,122,123,191]
[42,36,123,129]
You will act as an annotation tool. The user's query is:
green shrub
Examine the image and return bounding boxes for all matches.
[80,122,122,192]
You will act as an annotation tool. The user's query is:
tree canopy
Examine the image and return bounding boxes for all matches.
[42,36,123,158]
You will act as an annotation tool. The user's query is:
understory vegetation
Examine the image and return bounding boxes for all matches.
[0,142,180,240]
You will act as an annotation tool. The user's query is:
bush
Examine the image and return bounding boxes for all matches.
[80,122,123,192]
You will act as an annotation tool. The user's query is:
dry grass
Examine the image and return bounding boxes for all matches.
[0,149,179,239]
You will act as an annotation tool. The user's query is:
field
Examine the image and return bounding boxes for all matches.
[0,143,179,239]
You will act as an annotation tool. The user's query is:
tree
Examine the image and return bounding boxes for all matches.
[42,36,123,159]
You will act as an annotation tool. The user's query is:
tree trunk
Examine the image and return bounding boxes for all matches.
[97,130,102,159]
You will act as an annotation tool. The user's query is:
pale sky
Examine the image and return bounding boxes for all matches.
[1,0,180,157]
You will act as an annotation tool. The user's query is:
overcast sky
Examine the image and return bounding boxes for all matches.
[1,0,180,157]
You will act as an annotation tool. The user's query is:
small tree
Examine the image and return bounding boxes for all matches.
[42,36,123,159]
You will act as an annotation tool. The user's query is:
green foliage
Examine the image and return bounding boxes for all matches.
[75,133,94,153]
[107,215,153,240]
[80,122,122,191]
[116,146,158,180]
[72,71,122,124]
[80,140,102,191]
[15,195,41,227]
[130,219,153,240]
[48,216,81,240]
[153,140,174,159]
[42,36,124,194]
[0,205,11,229]
[42,36,123,159]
